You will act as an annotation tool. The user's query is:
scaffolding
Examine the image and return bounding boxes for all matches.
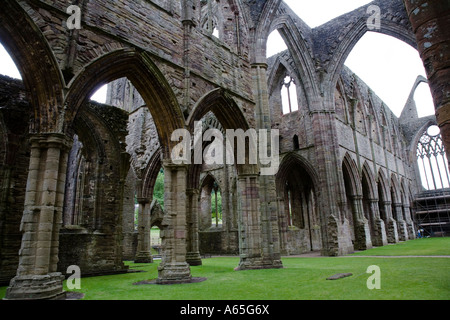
[413,189,450,237]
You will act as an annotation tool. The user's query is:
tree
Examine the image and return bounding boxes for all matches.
[153,169,165,209]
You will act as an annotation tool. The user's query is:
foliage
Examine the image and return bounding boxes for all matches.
[153,169,165,209]
[211,189,222,220]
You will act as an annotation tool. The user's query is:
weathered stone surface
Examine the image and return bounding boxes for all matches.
[327,273,353,280]
[0,0,448,299]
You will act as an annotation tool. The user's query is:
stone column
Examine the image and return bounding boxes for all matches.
[134,198,153,263]
[248,62,283,269]
[157,160,191,284]
[277,195,289,255]
[381,201,399,244]
[403,204,416,239]
[235,174,282,271]
[392,203,408,241]
[351,195,372,250]
[369,200,388,246]
[5,133,72,300]
[404,1,450,165]
[186,188,202,266]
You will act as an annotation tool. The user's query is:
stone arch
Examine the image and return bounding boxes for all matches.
[186,88,256,176]
[342,153,370,249]
[266,14,319,102]
[362,162,378,201]
[361,162,378,241]
[64,48,185,159]
[377,168,391,204]
[249,0,283,63]
[0,0,65,133]
[187,88,250,132]
[267,54,309,115]
[199,173,222,231]
[342,153,362,197]
[391,173,409,240]
[141,149,163,200]
[324,1,417,101]
[59,102,130,277]
[276,152,323,254]
[390,173,401,207]
[377,168,392,225]
[409,118,438,163]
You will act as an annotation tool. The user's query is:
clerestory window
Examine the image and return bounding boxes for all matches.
[417,125,450,190]
[281,76,299,114]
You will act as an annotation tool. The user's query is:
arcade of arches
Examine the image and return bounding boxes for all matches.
[0,0,449,299]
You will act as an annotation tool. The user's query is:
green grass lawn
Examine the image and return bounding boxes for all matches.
[1,238,449,300]
[351,237,450,256]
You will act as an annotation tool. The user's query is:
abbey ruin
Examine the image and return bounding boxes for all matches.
[0,0,449,299]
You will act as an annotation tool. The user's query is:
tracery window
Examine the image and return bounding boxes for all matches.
[417,125,450,190]
[201,0,220,38]
[281,76,299,114]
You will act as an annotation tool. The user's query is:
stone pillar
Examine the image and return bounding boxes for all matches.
[199,188,212,230]
[403,204,416,239]
[157,160,191,284]
[393,203,408,241]
[235,174,282,271]
[247,62,283,269]
[134,198,153,263]
[186,188,202,266]
[369,200,388,246]
[5,133,72,300]
[277,196,289,255]
[404,1,450,165]
[351,195,372,250]
[381,201,399,244]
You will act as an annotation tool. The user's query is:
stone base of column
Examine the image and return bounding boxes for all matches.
[397,220,409,241]
[134,251,153,264]
[386,219,399,244]
[157,262,192,284]
[354,219,373,250]
[186,252,202,266]
[407,222,416,240]
[4,273,66,300]
[235,255,283,271]
[372,219,388,247]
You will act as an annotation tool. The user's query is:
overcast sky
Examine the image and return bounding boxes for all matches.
[270,0,435,118]
[0,0,434,118]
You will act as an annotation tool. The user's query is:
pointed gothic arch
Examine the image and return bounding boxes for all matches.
[65,48,185,158]
[0,0,66,133]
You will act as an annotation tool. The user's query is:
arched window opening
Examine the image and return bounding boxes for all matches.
[417,125,450,190]
[293,135,300,150]
[153,168,165,210]
[211,181,222,228]
[212,27,220,38]
[200,175,222,230]
[266,30,288,58]
[414,82,435,118]
[92,78,145,112]
[201,0,220,38]
[90,84,107,104]
[0,43,21,79]
[63,134,86,227]
[345,32,429,117]
[281,76,299,114]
